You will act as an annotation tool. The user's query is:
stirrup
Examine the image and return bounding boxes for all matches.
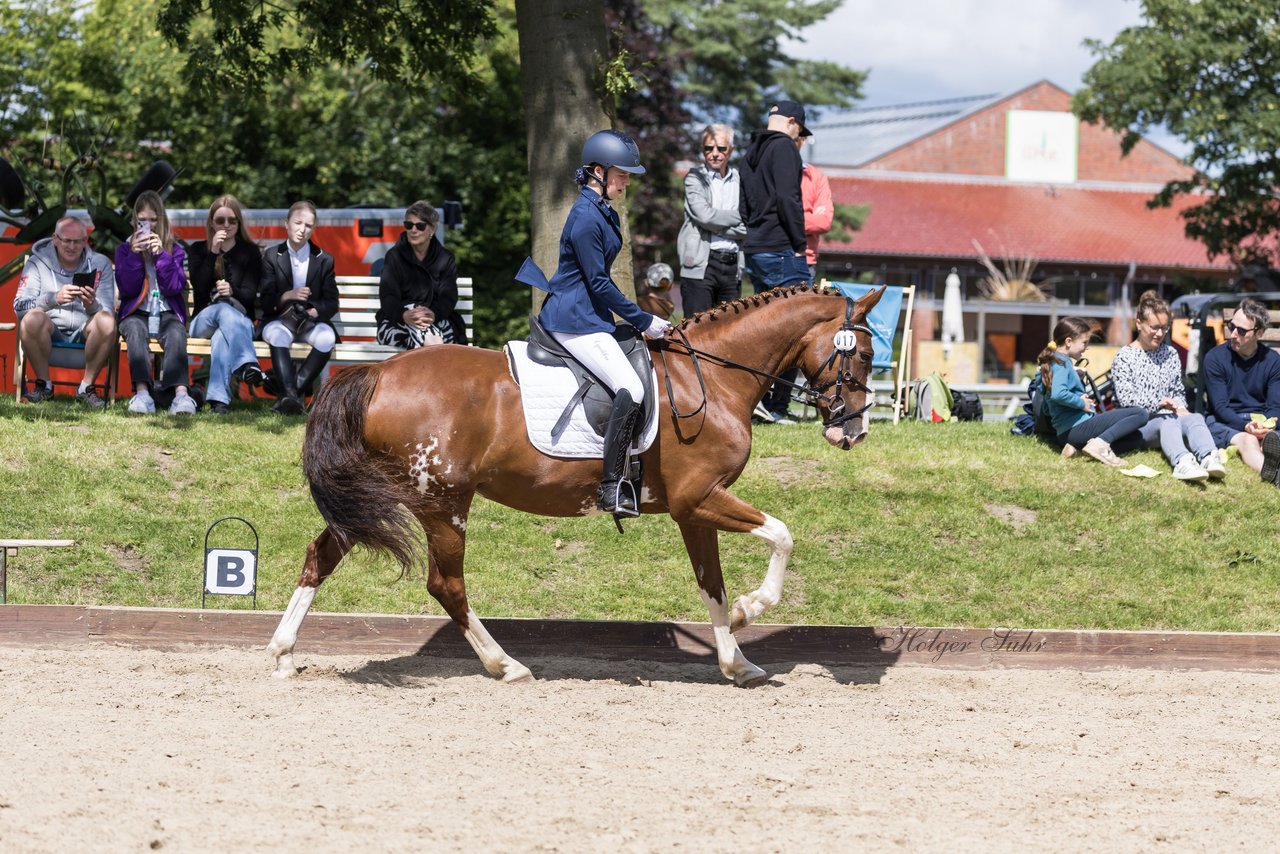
[598,479,639,518]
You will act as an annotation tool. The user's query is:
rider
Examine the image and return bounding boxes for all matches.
[534,130,671,516]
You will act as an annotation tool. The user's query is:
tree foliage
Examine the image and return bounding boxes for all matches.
[1075,0,1280,265]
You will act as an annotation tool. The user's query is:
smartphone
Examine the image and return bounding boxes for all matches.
[137,219,152,236]
[72,272,97,294]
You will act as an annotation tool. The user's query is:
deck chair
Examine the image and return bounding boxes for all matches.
[823,280,915,423]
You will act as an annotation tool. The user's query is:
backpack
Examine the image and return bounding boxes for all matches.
[1010,374,1058,438]
[910,372,953,422]
[952,391,984,422]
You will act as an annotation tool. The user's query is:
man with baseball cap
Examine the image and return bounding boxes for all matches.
[739,99,811,422]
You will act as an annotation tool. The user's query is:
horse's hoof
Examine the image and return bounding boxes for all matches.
[732,664,769,688]
[502,663,535,683]
[270,653,297,679]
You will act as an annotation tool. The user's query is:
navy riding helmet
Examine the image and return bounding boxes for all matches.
[582,130,646,176]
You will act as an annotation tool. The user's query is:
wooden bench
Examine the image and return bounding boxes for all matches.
[0,538,75,603]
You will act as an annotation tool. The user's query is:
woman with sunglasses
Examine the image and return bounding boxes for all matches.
[259,200,339,415]
[187,195,265,414]
[375,200,465,349]
[519,129,671,517]
[1111,290,1224,482]
[114,190,196,415]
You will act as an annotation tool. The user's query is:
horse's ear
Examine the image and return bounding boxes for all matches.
[854,285,887,317]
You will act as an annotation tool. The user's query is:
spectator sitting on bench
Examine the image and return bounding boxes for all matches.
[376,200,465,350]
[1039,316,1147,467]
[1202,298,1280,487]
[115,191,195,415]
[1111,290,1224,483]
[259,200,339,416]
[187,194,265,415]
[13,215,116,409]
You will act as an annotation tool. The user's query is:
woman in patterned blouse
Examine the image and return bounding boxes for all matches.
[1110,290,1225,482]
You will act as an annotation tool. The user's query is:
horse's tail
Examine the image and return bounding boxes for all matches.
[302,364,427,575]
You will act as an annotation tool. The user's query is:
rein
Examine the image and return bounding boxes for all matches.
[656,296,875,429]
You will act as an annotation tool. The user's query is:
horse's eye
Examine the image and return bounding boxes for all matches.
[858,351,872,364]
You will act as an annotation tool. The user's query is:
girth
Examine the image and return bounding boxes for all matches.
[524,315,656,440]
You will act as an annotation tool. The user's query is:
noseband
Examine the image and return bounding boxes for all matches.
[657,296,875,430]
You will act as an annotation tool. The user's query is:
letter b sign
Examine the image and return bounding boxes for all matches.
[205,548,256,596]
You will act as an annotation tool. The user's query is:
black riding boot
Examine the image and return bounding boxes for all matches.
[269,346,306,415]
[598,389,642,517]
[294,348,332,398]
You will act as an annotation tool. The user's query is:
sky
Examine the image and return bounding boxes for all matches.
[786,0,1190,157]
[790,0,1145,107]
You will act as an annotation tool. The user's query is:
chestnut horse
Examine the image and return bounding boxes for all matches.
[268,284,884,686]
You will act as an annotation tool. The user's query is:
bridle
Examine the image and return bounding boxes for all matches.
[656,296,875,430]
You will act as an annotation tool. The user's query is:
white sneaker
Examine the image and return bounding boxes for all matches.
[169,392,197,415]
[127,393,156,415]
[1172,457,1209,482]
[1199,452,1227,480]
[1082,437,1125,467]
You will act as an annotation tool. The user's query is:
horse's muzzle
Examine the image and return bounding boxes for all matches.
[823,415,867,450]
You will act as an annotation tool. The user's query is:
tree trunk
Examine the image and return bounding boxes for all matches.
[515,0,635,313]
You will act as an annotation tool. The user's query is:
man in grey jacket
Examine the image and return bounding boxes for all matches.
[13,216,117,407]
[677,124,746,316]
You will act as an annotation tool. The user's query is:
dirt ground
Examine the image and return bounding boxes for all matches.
[2,643,1278,852]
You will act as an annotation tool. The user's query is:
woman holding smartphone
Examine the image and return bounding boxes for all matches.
[187,194,265,414]
[114,190,194,415]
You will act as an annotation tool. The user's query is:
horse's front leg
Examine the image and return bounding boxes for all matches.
[676,521,768,687]
[421,506,533,683]
[674,486,792,633]
[268,527,350,677]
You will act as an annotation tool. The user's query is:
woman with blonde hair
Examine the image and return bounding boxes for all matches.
[1038,317,1147,466]
[114,189,194,414]
[1111,290,1224,482]
[187,194,265,414]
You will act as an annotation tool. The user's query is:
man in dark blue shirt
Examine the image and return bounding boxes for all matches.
[1203,298,1280,485]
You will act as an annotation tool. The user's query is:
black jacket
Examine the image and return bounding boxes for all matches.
[260,241,340,334]
[738,129,806,255]
[188,239,261,318]
[376,233,464,342]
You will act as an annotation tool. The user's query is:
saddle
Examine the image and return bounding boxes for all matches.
[523,315,657,440]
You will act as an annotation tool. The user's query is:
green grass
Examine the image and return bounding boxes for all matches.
[2,394,1278,632]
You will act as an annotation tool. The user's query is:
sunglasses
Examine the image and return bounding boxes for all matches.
[703,145,729,154]
[213,216,238,226]
[403,220,431,232]
[1226,321,1257,336]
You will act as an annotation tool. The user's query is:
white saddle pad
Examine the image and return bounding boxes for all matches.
[505,341,659,459]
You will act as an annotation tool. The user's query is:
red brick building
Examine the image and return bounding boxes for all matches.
[807,81,1232,381]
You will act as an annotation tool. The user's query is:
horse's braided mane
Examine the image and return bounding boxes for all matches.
[674,284,840,330]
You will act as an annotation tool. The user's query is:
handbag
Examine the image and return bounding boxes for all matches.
[279,302,316,337]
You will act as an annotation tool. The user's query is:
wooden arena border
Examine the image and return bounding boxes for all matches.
[2,605,1279,671]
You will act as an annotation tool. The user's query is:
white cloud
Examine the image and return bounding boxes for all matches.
[788,0,1146,105]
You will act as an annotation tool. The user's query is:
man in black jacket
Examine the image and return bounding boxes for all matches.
[739,99,811,422]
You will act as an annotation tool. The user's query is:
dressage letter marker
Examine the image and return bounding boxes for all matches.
[202,517,260,608]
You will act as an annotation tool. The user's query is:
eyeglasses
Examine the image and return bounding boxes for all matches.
[403,220,431,232]
[213,216,238,226]
[53,234,87,245]
[703,145,729,154]
[1226,321,1257,336]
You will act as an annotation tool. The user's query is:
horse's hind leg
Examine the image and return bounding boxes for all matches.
[677,521,768,687]
[421,506,533,683]
[267,527,349,678]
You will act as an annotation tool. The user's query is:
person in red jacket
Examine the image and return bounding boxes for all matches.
[797,135,833,280]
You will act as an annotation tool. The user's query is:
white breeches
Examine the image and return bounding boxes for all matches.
[262,319,336,352]
[550,330,644,403]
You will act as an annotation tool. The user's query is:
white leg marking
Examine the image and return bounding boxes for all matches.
[267,586,317,678]
[461,608,533,683]
[732,514,793,632]
[699,589,767,687]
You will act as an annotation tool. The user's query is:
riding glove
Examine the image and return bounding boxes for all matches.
[644,316,672,339]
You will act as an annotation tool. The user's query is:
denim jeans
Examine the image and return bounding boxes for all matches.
[119,311,189,392]
[1139,412,1217,466]
[746,251,811,293]
[189,302,257,405]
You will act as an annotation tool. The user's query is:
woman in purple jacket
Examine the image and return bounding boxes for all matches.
[114,190,195,414]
